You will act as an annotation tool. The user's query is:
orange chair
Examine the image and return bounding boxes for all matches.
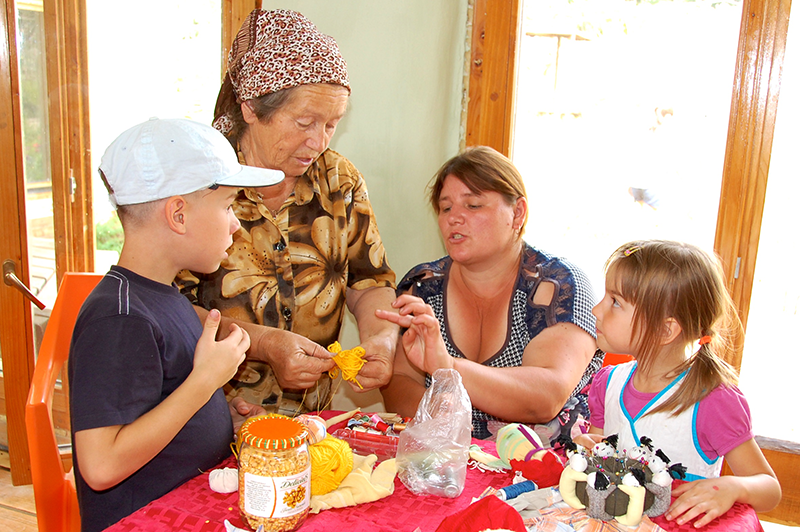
[602,352,635,367]
[26,272,103,532]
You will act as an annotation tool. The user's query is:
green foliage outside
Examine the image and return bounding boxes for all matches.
[95,214,124,253]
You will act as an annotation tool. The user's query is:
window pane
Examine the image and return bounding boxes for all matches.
[86,0,222,271]
[738,12,798,443]
[17,2,56,357]
[513,0,742,296]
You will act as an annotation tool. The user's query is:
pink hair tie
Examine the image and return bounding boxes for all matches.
[698,335,712,345]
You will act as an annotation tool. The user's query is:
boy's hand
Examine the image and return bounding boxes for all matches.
[193,309,249,391]
[229,396,267,435]
[665,477,739,527]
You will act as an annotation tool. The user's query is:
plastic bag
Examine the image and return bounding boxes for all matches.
[396,368,472,497]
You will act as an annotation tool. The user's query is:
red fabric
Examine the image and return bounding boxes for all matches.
[435,495,525,532]
[651,481,764,532]
[105,413,764,532]
[509,449,565,488]
[107,442,511,532]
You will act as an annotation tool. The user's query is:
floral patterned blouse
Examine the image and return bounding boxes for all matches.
[179,149,395,413]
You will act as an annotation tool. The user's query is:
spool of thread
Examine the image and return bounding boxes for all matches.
[308,434,354,496]
[496,479,537,501]
[369,414,391,433]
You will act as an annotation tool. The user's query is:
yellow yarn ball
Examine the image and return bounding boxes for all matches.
[309,434,354,496]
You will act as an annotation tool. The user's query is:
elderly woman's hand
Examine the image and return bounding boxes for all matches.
[250,327,336,389]
[351,330,396,391]
[376,295,453,376]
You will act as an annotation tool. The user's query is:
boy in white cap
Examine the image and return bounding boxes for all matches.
[67,118,284,531]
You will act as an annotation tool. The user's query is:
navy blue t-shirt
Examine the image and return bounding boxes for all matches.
[68,266,232,532]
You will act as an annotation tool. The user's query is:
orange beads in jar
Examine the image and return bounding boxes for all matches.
[237,414,311,532]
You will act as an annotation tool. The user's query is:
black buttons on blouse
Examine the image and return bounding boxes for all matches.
[274,241,286,252]
[282,307,292,321]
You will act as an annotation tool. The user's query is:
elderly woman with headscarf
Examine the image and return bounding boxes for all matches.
[179,9,398,414]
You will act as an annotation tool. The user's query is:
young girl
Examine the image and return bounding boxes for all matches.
[578,240,780,528]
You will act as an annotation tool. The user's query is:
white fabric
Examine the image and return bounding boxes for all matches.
[602,361,721,480]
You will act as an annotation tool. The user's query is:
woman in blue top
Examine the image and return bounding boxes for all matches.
[378,146,602,439]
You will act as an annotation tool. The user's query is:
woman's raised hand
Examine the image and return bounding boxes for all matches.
[376,294,453,375]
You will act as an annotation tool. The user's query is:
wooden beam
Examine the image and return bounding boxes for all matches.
[714,0,792,371]
[722,437,800,526]
[221,0,259,77]
[43,0,93,283]
[465,0,522,156]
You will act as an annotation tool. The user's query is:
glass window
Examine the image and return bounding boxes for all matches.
[513,0,743,296]
[86,0,222,271]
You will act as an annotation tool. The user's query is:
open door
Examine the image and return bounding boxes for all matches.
[2,0,247,486]
[0,0,92,485]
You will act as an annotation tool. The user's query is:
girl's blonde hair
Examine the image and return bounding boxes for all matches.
[605,240,741,416]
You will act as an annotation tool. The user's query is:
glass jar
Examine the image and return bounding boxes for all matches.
[237,414,311,532]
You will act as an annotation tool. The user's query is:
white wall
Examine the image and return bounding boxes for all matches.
[265,1,468,410]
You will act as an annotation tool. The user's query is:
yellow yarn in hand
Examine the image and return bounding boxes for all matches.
[309,434,354,496]
[327,341,366,389]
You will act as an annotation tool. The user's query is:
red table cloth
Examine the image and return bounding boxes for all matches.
[106,413,763,532]
[105,442,510,532]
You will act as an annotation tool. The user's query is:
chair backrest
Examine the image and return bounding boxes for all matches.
[26,272,103,532]
[601,352,635,367]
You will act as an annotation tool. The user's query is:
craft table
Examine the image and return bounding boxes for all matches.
[105,413,763,532]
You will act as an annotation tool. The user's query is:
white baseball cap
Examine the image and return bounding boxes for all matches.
[99,117,284,207]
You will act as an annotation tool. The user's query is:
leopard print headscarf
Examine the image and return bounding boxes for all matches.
[213,9,350,135]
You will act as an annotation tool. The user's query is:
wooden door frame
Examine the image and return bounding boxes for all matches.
[0,0,252,486]
[2,0,93,486]
[714,0,792,371]
[466,0,522,156]
[222,0,259,75]
[43,0,93,282]
[1,0,37,486]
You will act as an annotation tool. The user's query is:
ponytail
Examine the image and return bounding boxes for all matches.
[650,324,741,417]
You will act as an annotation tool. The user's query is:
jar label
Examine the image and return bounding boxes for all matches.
[243,467,311,518]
